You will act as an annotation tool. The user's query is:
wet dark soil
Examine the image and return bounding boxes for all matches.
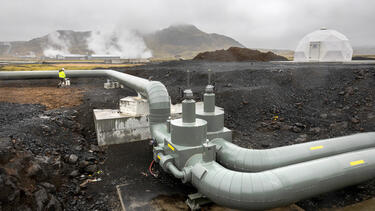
[0,61,375,210]
[193,47,288,62]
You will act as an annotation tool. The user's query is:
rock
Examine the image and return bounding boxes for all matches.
[52,160,62,170]
[294,122,306,128]
[74,146,82,151]
[40,182,56,193]
[8,188,20,203]
[79,160,90,168]
[0,137,14,163]
[281,125,293,131]
[0,170,18,203]
[90,145,100,152]
[45,195,62,211]
[320,113,328,119]
[351,117,360,124]
[15,205,32,211]
[27,163,42,177]
[292,126,302,133]
[330,121,348,130]
[309,127,321,134]
[261,143,270,148]
[260,122,268,127]
[85,165,98,174]
[295,134,308,142]
[69,154,78,164]
[74,185,81,195]
[85,156,96,162]
[34,188,48,211]
[345,87,354,95]
[69,170,80,178]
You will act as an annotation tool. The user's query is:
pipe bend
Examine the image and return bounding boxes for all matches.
[212,132,375,172]
[145,81,171,125]
[157,153,190,182]
[191,148,375,210]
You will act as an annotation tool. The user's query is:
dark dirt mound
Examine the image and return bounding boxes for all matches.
[352,56,375,60]
[193,47,288,62]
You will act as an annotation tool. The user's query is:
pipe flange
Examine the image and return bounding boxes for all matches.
[181,167,192,183]
[159,154,174,171]
[205,85,214,93]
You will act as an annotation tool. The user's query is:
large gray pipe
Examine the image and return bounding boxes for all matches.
[212,132,375,172]
[0,70,171,143]
[188,148,375,210]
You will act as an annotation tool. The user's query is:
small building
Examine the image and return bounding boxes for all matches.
[294,28,353,62]
[56,54,87,60]
[88,54,121,60]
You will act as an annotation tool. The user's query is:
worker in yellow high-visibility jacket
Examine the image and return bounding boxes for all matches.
[58,68,66,87]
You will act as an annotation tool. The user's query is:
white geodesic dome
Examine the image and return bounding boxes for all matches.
[294,28,353,62]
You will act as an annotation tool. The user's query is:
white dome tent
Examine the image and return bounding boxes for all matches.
[294,28,353,62]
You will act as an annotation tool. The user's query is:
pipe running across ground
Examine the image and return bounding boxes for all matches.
[188,148,375,210]
[212,132,375,172]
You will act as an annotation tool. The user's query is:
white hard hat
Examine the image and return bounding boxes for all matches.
[61,68,65,70]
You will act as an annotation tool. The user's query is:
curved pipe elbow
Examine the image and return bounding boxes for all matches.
[150,124,170,145]
[157,153,191,182]
[212,132,375,172]
[191,148,375,210]
[166,162,185,179]
[145,81,171,125]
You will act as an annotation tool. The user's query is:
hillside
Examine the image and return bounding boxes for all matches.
[143,24,244,58]
[0,25,244,59]
[0,30,91,57]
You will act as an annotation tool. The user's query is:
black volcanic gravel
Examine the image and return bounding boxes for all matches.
[0,61,375,210]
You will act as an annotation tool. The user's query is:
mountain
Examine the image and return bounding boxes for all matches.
[0,30,92,57]
[0,25,244,59]
[143,24,244,58]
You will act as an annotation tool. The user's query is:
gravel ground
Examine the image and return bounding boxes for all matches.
[0,61,374,210]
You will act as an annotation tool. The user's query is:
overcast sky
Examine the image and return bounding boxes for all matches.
[1,0,374,49]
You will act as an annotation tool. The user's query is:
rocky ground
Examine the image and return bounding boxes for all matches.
[0,61,375,210]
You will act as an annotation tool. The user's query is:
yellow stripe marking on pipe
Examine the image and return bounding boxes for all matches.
[310,145,324,150]
[350,160,365,166]
[168,143,175,151]
[157,155,161,160]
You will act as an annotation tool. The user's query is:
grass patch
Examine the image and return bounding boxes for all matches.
[0,63,142,71]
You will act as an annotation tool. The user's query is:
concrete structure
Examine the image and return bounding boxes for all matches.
[93,96,205,146]
[294,28,353,62]
[104,79,123,89]
[119,96,149,115]
[94,109,150,146]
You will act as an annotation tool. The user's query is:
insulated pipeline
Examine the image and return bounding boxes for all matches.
[212,132,375,172]
[189,148,375,210]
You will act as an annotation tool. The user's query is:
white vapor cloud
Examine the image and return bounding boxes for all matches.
[43,31,72,57]
[87,29,152,59]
